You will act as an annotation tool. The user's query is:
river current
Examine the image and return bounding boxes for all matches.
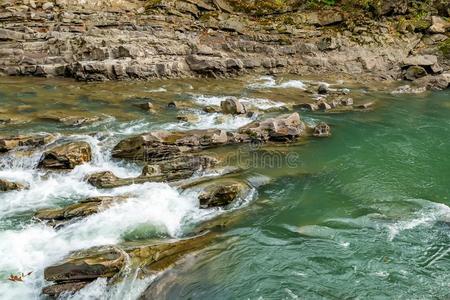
[0,75,449,299]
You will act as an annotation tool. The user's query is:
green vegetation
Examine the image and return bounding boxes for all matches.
[439,39,450,59]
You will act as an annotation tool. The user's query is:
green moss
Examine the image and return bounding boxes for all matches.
[439,39,450,59]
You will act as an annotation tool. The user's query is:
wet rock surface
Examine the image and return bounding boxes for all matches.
[0,134,54,153]
[0,178,27,192]
[88,155,218,189]
[43,233,215,297]
[112,113,312,161]
[34,196,128,227]
[198,179,250,208]
[38,141,92,169]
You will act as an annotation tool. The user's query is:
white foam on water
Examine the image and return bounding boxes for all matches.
[164,110,255,131]
[145,87,167,93]
[0,131,257,299]
[385,200,450,241]
[247,76,307,90]
[192,95,285,111]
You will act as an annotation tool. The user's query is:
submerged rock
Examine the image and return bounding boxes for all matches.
[35,196,128,227]
[355,101,375,109]
[38,141,92,169]
[38,115,103,127]
[0,178,28,192]
[220,97,246,115]
[0,134,54,153]
[294,103,319,111]
[198,179,250,208]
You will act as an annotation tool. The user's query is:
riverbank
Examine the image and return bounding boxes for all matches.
[0,0,449,90]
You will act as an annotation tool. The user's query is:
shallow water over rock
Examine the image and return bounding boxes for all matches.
[0,76,449,299]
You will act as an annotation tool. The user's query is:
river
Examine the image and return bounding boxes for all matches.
[0,76,449,299]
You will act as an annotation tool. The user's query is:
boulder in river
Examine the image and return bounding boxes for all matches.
[198,179,251,208]
[0,134,55,153]
[318,83,329,94]
[88,156,217,188]
[239,112,306,142]
[112,113,311,161]
[38,141,92,169]
[313,122,331,137]
[220,97,247,115]
[43,233,214,297]
[0,178,28,192]
[35,196,128,228]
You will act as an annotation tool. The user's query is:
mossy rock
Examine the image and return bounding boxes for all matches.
[439,39,450,58]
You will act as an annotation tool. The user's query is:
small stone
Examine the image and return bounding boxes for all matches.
[220,97,246,115]
[404,66,427,81]
[318,101,332,110]
[356,102,375,109]
[295,103,318,111]
[318,83,329,94]
[177,114,199,123]
[42,2,54,10]
[429,16,449,34]
[135,102,154,111]
[313,122,331,137]
[340,98,354,106]
[203,106,220,113]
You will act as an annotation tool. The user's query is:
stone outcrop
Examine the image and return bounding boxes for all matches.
[38,141,92,169]
[0,134,54,153]
[0,178,27,191]
[112,113,311,162]
[198,179,250,208]
[0,0,447,87]
[43,233,214,297]
[34,196,128,227]
[87,155,218,188]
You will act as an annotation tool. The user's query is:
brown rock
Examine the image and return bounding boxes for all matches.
[198,180,250,208]
[220,97,246,115]
[38,142,92,169]
[35,196,128,227]
[313,122,331,137]
[404,66,427,81]
[0,178,27,192]
[0,134,54,153]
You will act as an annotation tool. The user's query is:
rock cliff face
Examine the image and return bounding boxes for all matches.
[0,0,449,84]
